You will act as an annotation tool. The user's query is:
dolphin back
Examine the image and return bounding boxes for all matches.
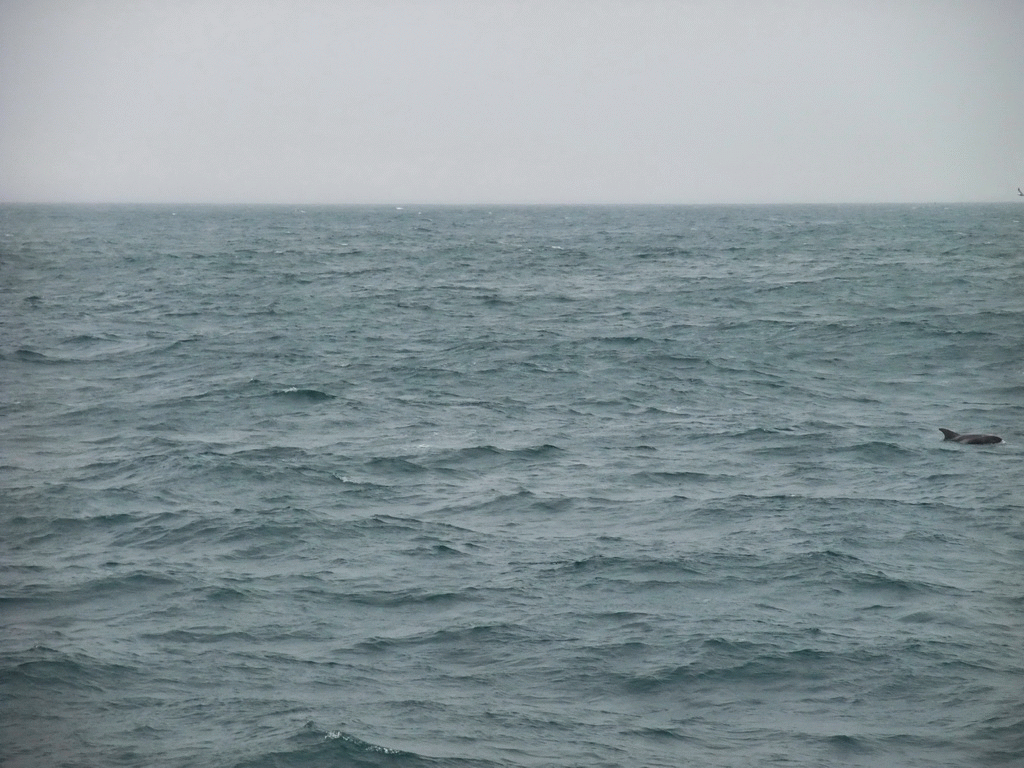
[939,428,1002,444]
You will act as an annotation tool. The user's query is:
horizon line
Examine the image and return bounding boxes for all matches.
[1,198,1019,207]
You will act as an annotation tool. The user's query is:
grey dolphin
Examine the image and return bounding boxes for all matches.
[939,428,1002,445]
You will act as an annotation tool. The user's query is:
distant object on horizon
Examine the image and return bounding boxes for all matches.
[939,428,1003,445]
[1018,187,1023,196]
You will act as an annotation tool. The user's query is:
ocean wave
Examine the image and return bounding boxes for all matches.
[833,440,920,463]
[357,622,534,655]
[345,587,481,609]
[10,348,59,363]
[2,645,145,694]
[546,553,702,580]
[417,443,565,471]
[621,640,892,693]
[234,721,498,768]
[272,387,336,401]
[140,628,263,644]
[110,511,238,550]
[364,455,434,476]
[438,488,576,518]
[630,470,729,485]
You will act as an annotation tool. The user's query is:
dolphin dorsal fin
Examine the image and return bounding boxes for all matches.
[939,428,959,440]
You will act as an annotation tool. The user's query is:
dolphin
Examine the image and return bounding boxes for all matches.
[939,428,1002,445]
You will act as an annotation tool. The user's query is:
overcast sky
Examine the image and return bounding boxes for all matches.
[1,0,1021,204]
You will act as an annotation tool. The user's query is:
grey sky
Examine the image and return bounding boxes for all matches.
[2,0,1021,204]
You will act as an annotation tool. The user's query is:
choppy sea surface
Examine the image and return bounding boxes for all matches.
[2,203,1022,768]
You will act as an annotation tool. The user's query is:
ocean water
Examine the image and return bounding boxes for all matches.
[2,203,1022,768]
